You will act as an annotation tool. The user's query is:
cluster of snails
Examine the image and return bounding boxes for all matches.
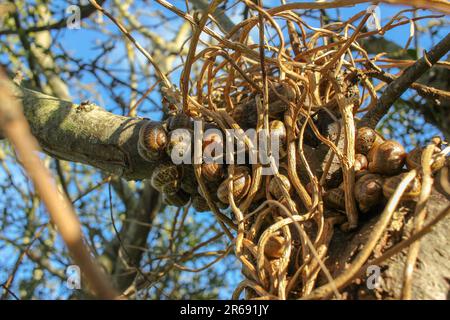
[323,127,445,213]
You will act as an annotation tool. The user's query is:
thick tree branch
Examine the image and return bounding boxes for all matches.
[11,85,158,180]
[360,32,450,129]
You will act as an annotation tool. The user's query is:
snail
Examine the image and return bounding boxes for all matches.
[217,166,252,204]
[162,189,190,207]
[354,173,384,213]
[167,112,192,131]
[138,121,168,161]
[406,146,445,172]
[150,163,181,194]
[166,129,192,160]
[269,174,291,199]
[354,153,368,172]
[368,140,406,175]
[202,162,224,182]
[382,173,422,200]
[355,127,384,155]
[355,169,370,181]
[323,187,345,210]
[264,235,286,260]
[191,194,211,212]
[203,128,224,162]
[197,181,222,204]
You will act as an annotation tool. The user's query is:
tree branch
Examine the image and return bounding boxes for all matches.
[360,32,450,129]
[10,85,158,180]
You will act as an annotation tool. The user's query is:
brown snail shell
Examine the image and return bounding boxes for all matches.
[406,146,445,172]
[382,173,422,200]
[162,189,190,207]
[368,140,406,175]
[191,194,211,212]
[217,166,252,204]
[355,127,384,155]
[355,169,370,181]
[150,163,181,194]
[167,112,192,131]
[269,174,291,199]
[138,121,168,161]
[203,129,224,159]
[202,162,224,182]
[355,154,368,172]
[354,173,384,213]
[264,235,286,260]
[180,164,198,194]
[323,187,345,210]
[197,181,222,203]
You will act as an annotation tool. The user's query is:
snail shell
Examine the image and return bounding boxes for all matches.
[368,140,406,175]
[264,235,286,260]
[217,166,252,204]
[406,146,445,172]
[202,162,224,182]
[382,173,422,200]
[191,194,210,212]
[138,121,168,161]
[323,187,345,210]
[162,189,190,207]
[269,174,291,199]
[355,127,384,155]
[150,163,181,194]
[354,173,384,213]
[198,181,222,203]
[167,112,192,131]
[354,154,368,172]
